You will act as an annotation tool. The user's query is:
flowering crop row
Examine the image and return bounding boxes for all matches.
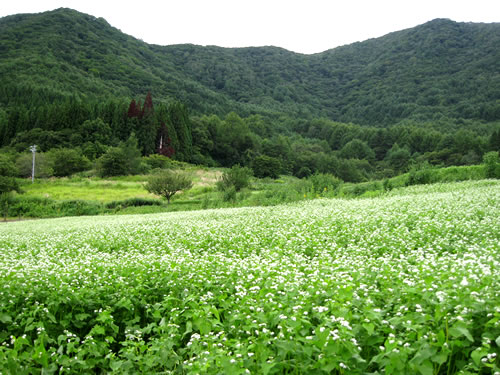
[0,180,499,374]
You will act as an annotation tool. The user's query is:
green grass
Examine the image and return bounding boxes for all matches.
[0,180,498,373]
[19,177,156,202]
[6,164,492,220]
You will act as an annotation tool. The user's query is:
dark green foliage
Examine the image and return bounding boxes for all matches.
[483,151,500,178]
[2,10,499,124]
[217,164,253,192]
[337,159,371,183]
[167,102,192,162]
[252,155,282,179]
[385,143,412,173]
[80,118,112,145]
[47,148,91,177]
[340,139,375,161]
[104,197,163,209]
[97,147,129,177]
[144,170,193,203]
[407,163,434,186]
[97,134,142,177]
[142,154,172,170]
[6,196,103,218]
[0,153,18,177]
[9,128,74,152]
[0,177,20,195]
[1,9,499,183]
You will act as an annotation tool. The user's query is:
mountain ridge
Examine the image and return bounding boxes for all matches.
[1,8,499,126]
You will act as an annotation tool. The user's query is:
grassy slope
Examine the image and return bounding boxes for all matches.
[5,164,489,220]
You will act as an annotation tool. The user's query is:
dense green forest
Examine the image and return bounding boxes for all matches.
[0,8,499,183]
[1,8,499,123]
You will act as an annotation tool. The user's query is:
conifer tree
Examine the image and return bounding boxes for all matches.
[168,102,192,162]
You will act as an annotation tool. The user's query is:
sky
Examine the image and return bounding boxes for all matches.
[1,0,499,54]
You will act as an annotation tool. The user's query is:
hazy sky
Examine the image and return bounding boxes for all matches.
[1,0,499,54]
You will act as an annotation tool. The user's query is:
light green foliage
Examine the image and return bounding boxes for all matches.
[97,134,142,177]
[145,170,193,203]
[15,152,54,178]
[142,154,172,170]
[47,148,91,177]
[217,164,253,192]
[483,151,500,178]
[0,180,499,373]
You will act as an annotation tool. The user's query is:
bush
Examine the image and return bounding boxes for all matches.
[308,173,342,195]
[217,164,253,192]
[483,151,500,178]
[7,196,104,218]
[97,134,142,177]
[105,198,163,209]
[221,185,237,202]
[252,155,281,179]
[47,148,92,177]
[406,163,433,186]
[16,152,53,178]
[0,154,21,195]
[142,154,172,170]
[97,147,129,177]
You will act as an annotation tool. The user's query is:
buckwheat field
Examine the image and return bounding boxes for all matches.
[1,180,499,374]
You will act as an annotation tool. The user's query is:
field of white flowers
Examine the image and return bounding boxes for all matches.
[0,180,499,374]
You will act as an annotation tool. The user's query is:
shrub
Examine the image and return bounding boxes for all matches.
[252,155,281,179]
[142,154,172,170]
[221,185,237,202]
[217,164,253,192]
[406,163,433,186]
[97,147,129,177]
[16,152,53,178]
[97,134,142,177]
[308,173,342,195]
[47,148,92,177]
[105,198,163,209]
[483,151,500,178]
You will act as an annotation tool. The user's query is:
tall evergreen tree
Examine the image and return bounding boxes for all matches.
[168,102,192,162]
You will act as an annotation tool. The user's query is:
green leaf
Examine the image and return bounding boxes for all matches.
[363,322,375,335]
[417,360,433,375]
[449,324,474,342]
[496,336,500,347]
[0,313,12,323]
[431,352,448,365]
[182,321,192,338]
[471,347,488,366]
[261,362,275,375]
[46,312,57,323]
[92,324,105,335]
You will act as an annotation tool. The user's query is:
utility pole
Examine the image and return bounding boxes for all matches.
[29,145,37,183]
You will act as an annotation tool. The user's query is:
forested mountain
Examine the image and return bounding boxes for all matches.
[1,8,499,125]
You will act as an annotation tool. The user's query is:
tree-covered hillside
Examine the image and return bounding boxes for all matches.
[1,8,499,125]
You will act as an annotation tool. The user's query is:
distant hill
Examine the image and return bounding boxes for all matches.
[1,8,499,125]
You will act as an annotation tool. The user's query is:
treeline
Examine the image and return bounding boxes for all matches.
[0,93,192,161]
[1,94,499,182]
[191,113,500,181]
